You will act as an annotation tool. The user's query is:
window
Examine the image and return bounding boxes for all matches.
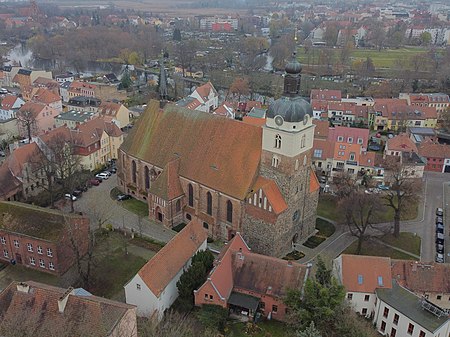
[407,323,414,335]
[37,246,43,255]
[348,137,353,143]
[349,152,355,161]
[49,262,55,270]
[176,199,181,213]
[206,192,212,215]
[383,307,389,318]
[260,302,265,310]
[27,243,33,252]
[136,284,141,290]
[3,250,8,258]
[361,308,367,315]
[272,305,278,313]
[13,240,19,248]
[226,200,233,223]
[29,257,35,265]
[337,136,344,142]
[204,293,208,299]
[209,295,213,300]
[419,331,426,337]
[358,274,363,285]
[131,160,137,184]
[301,135,306,148]
[275,134,282,149]
[357,138,363,144]
[313,149,323,158]
[47,248,53,257]
[188,184,194,207]
[393,313,399,325]
[380,321,386,332]
[272,155,280,168]
[39,259,45,268]
[364,295,370,302]
[0,237,5,244]
[203,222,209,229]
[436,295,442,300]
[347,293,353,300]
[391,328,396,337]
[144,166,150,189]
[186,213,192,221]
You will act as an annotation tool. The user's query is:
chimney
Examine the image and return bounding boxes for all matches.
[17,282,30,293]
[58,287,74,313]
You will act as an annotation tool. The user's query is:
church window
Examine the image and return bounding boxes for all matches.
[144,166,150,189]
[132,160,137,184]
[275,134,282,149]
[188,184,194,207]
[301,135,306,148]
[303,155,307,166]
[292,210,299,222]
[176,199,181,213]
[272,155,280,168]
[295,159,299,171]
[226,200,233,223]
[206,192,212,215]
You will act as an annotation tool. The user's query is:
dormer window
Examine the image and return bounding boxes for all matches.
[275,134,282,149]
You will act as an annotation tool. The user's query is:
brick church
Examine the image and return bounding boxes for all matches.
[117,58,320,257]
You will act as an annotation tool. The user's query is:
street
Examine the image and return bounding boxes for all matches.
[69,174,176,243]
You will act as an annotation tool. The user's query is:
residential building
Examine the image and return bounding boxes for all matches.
[28,87,63,112]
[125,219,207,319]
[418,141,450,173]
[32,76,60,96]
[0,281,137,337]
[68,81,96,99]
[399,93,450,116]
[391,260,450,310]
[333,254,392,316]
[55,73,75,83]
[194,233,310,322]
[408,127,437,145]
[374,282,450,337]
[385,134,418,157]
[0,95,24,120]
[97,101,130,128]
[54,110,97,129]
[60,81,72,103]
[0,201,89,275]
[17,101,57,137]
[118,58,320,257]
[177,82,219,113]
[11,69,52,89]
[199,16,238,30]
[310,89,342,101]
[67,96,102,112]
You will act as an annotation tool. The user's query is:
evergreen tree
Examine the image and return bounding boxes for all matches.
[297,322,322,337]
[173,28,182,41]
[121,71,132,89]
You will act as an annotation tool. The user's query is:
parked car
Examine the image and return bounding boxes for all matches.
[436,243,444,254]
[0,150,5,157]
[64,193,77,201]
[319,176,327,184]
[89,178,101,186]
[377,184,390,190]
[96,172,109,180]
[436,253,444,263]
[117,194,132,201]
[72,190,82,197]
[435,232,444,244]
[436,223,444,231]
[102,171,112,177]
[368,143,381,152]
[436,207,443,216]
[436,227,444,235]
[436,216,443,224]
[108,167,117,174]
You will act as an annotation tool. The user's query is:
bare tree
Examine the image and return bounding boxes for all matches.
[382,157,422,238]
[16,110,37,142]
[229,77,250,101]
[333,171,356,198]
[341,191,384,254]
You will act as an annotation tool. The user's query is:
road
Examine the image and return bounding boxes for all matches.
[69,174,176,243]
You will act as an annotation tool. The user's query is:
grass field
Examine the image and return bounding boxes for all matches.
[297,46,431,69]
[110,187,149,217]
[229,320,290,337]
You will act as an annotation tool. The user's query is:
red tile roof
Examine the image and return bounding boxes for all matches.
[310,171,320,193]
[121,101,262,200]
[18,101,46,118]
[387,134,418,153]
[31,87,61,104]
[242,116,266,127]
[149,158,184,200]
[137,219,207,297]
[313,119,329,139]
[249,176,287,214]
[339,254,392,293]
[310,89,342,101]
[194,81,217,101]
[418,141,450,159]
[0,95,20,110]
[0,281,135,337]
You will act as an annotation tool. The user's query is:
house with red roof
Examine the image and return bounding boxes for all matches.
[29,87,62,112]
[418,141,450,173]
[189,82,218,112]
[124,219,207,319]
[98,101,130,128]
[68,81,96,99]
[0,95,25,120]
[17,101,58,138]
[194,233,310,322]
[310,89,342,101]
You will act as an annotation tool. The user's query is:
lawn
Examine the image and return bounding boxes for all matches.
[317,195,418,224]
[316,218,335,237]
[343,233,421,260]
[0,264,61,291]
[110,187,149,217]
[229,320,292,337]
[303,235,326,249]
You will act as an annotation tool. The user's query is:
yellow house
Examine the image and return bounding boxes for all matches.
[98,102,130,128]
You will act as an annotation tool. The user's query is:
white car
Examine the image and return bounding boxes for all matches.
[65,193,77,201]
[95,172,109,180]
[435,253,444,263]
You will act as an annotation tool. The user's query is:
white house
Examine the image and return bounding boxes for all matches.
[374,282,450,337]
[189,82,219,112]
[124,219,208,320]
[0,95,25,120]
[333,254,392,317]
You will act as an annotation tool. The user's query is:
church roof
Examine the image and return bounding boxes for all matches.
[249,176,287,214]
[149,158,184,201]
[121,100,262,200]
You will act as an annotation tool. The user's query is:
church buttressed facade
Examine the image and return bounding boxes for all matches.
[118,59,320,257]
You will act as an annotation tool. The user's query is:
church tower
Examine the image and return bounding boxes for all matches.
[257,54,318,253]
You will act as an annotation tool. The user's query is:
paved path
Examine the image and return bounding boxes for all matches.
[69,175,176,244]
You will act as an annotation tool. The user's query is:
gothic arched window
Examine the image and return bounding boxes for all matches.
[226,200,233,223]
[132,160,137,184]
[188,184,194,207]
[275,134,282,149]
[206,192,212,215]
[144,166,150,189]
[301,135,306,148]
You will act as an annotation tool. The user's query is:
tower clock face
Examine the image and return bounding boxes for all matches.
[275,115,284,126]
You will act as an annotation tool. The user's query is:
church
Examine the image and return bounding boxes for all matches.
[117,57,320,257]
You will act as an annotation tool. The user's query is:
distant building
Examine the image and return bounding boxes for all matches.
[54,110,97,129]
[97,101,130,128]
[0,95,24,120]
[418,141,450,173]
[125,220,207,319]
[176,82,219,113]
[67,96,101,113]
[0,201,89,275]
[0,281,137,337]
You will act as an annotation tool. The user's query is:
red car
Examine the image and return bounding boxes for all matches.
[89,178,101,186]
